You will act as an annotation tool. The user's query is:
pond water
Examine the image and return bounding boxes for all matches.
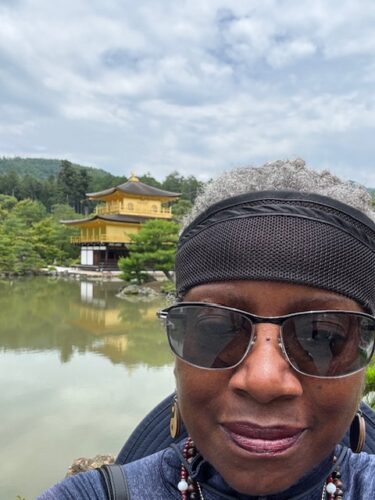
[0,277,174,499]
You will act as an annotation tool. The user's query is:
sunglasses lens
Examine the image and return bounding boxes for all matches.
[282,313,375,377]
[164,306,375,376]
[165,305,252,369]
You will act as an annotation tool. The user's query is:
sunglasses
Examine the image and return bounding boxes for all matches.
[158,302,375,378]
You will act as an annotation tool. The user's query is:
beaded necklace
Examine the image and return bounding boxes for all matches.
[322,457,344,499]
[178,437,344,500]
[177,438,204,499]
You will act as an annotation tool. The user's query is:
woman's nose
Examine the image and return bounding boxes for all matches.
[228,324,303,403]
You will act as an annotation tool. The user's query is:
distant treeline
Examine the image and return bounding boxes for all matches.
[0,157,204,215]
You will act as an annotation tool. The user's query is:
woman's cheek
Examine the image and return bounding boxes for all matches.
[174,361,227,419]
[305,372,364,421]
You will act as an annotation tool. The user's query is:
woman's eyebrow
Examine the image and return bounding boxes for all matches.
[209,294,253,311]
[290,294,357,311]
[186,294,249,309]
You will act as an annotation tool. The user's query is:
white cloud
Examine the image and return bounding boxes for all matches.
[0,1,375,184]
[267,39,316,68]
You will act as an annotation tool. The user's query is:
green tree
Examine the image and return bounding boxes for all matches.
[119,253,148,284]
[31,218,66,263]
[13,236,44,273]
[172,198,192,222]
[180,175,204,202]
[365,362,375,409]
[0,195,17,222]
[138,172,162,188]
[51,203,81,222]
[19,174,44,201]
[12,199,47,225]
[118,219,179,283]
[162,171,203,202]
[162,171,183,195]
[0,194,18,210]
[0,228,16,270]
[0,170,22,198]
[0,198,79,273]
[57,160,91,212]
[43,175,59,209]
[28,204,80,265]
[78,168,91,213]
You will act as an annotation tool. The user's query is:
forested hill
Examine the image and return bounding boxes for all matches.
[0,157,204,215]
[0,157,129,196]
[0,158,130,212]
[0,157,72,178]
[0,157,119,182]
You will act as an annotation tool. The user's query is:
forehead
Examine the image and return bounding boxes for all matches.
[184,280,363,315]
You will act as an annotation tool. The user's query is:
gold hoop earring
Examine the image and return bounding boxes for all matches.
[170,395,181,439]
[349,410,366,453]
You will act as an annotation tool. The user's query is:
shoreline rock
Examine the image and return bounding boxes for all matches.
[116,284,160,298]
[66,454,115,477]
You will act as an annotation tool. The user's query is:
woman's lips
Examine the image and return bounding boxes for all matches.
[222,422,305,454]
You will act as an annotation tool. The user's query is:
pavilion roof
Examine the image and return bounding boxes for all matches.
[61,214,149,225]
[86,178,180,200]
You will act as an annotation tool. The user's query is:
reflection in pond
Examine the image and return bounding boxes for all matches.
[0,277,173,368]
[0,277,175,499]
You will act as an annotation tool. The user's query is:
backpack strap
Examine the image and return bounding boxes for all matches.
[98,464,130,500]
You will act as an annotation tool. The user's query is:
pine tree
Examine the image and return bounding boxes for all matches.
[118,219,179,283]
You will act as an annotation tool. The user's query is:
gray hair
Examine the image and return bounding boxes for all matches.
[183,159,375,228]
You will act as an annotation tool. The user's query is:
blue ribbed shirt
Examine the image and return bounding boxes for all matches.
[38,445,375,499]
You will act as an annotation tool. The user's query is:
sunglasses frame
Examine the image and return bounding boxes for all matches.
[158,302,375,379]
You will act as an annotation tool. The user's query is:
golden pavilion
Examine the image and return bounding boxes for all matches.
[62,174,180,269]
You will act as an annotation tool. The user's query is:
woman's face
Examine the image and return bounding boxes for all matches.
[175,280,365,495]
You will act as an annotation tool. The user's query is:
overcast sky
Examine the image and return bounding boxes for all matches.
[1,1,375,185]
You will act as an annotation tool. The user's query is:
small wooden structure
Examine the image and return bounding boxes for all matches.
[62,174,180,270]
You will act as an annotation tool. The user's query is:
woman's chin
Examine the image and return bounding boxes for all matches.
[220,468,303,497]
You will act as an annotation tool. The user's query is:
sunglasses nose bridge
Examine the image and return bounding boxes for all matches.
[251,316,284,337]
[249,317,288,359]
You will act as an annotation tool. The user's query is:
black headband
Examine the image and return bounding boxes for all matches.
[175,190,375,312]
